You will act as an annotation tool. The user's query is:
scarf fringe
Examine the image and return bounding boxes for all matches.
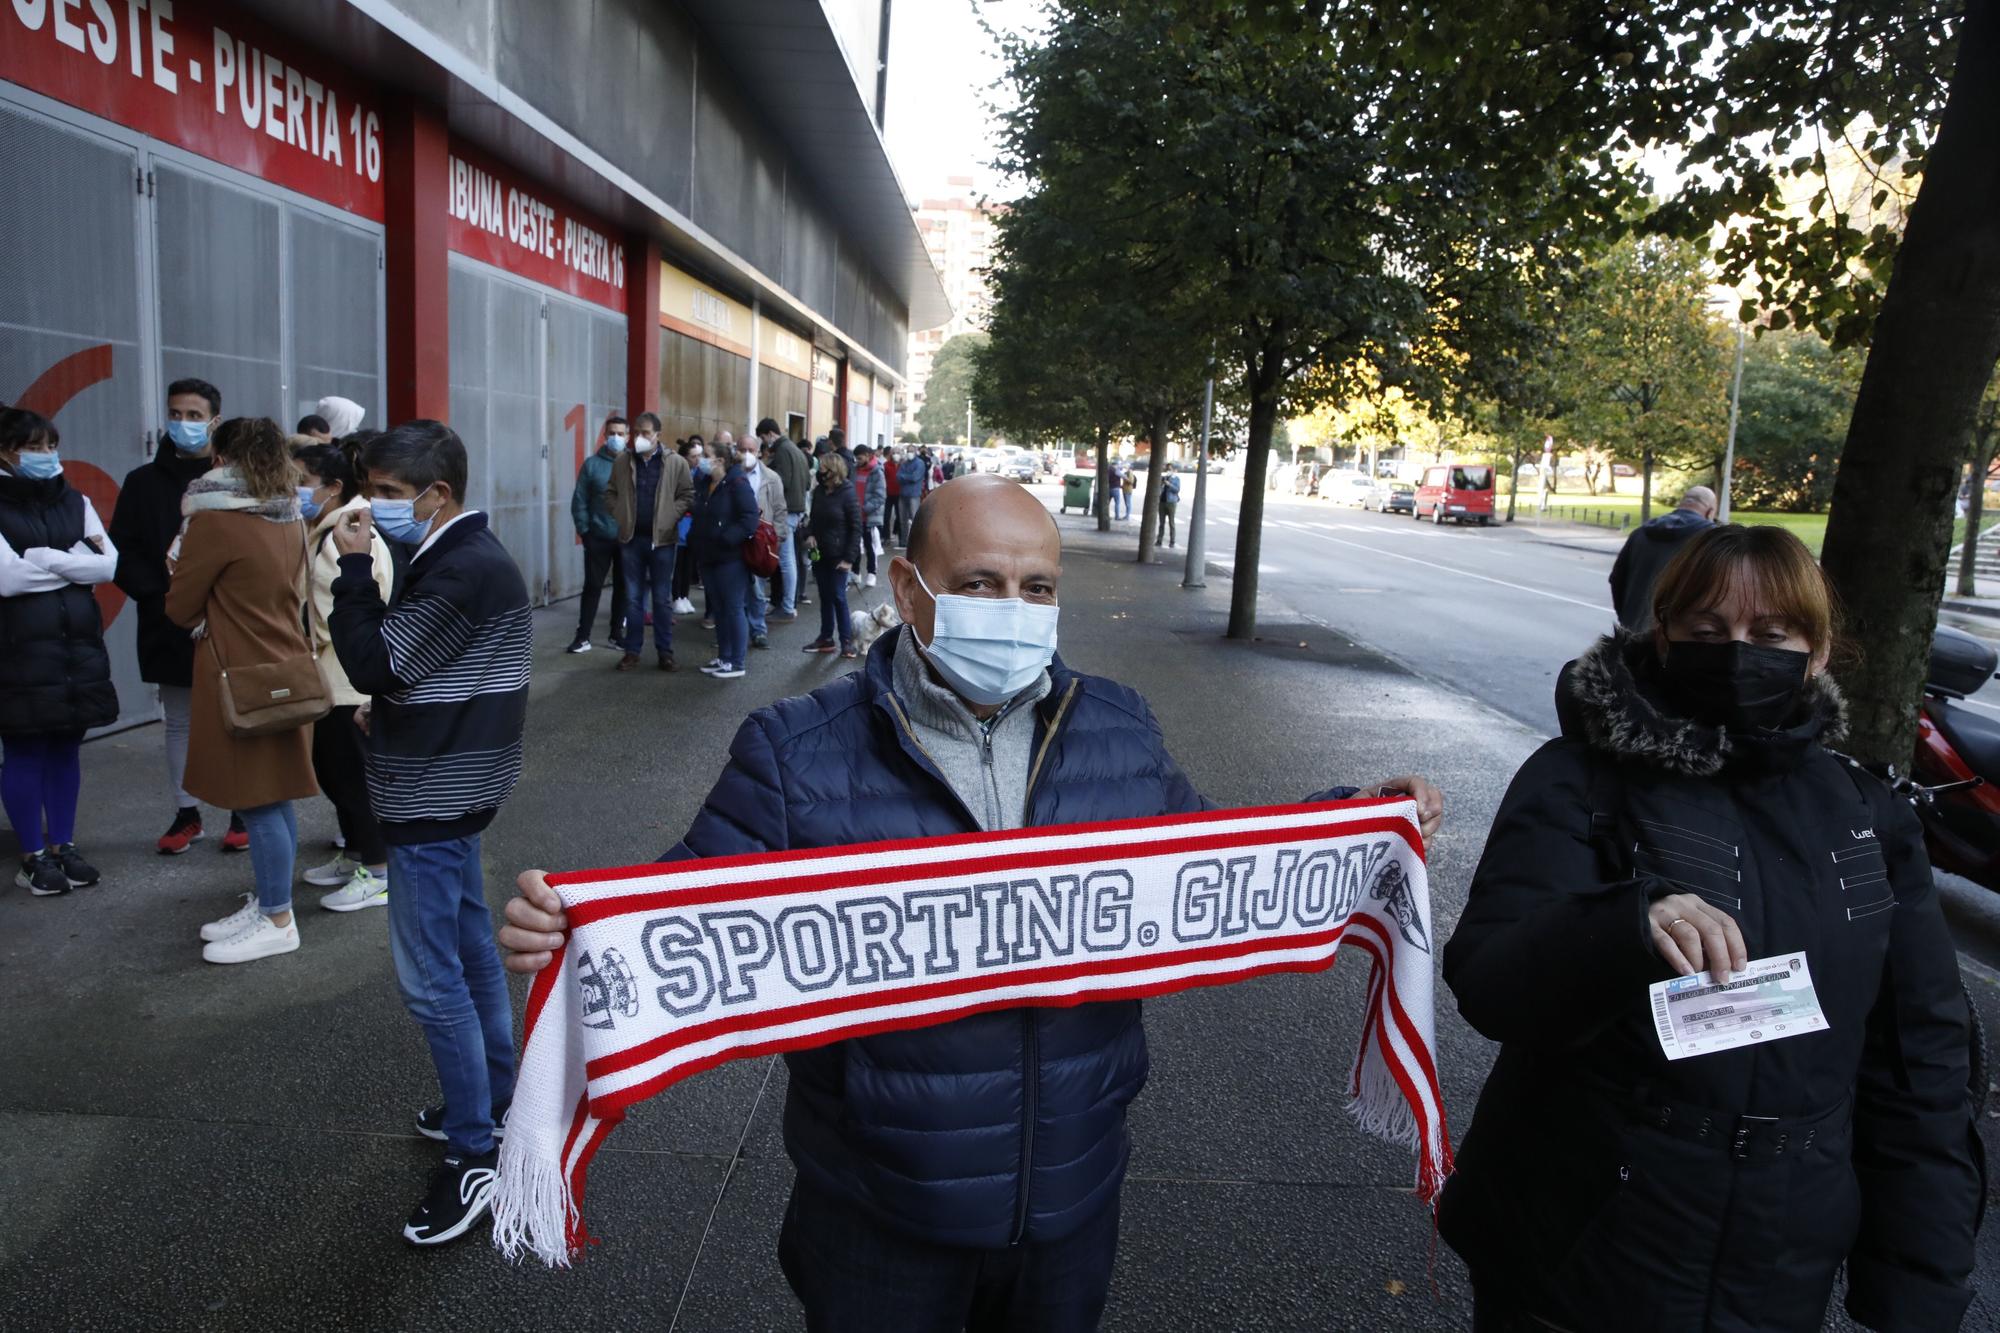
[492,1139,581,1268]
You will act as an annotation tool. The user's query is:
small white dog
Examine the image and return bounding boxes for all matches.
[850,599,902,653]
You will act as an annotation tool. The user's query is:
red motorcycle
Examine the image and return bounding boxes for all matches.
[1911,625,2000,889]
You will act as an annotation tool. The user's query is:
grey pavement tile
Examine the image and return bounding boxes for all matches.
[0,1109,725,1332]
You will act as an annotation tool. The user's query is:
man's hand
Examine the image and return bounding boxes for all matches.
[1362,774,1443,842]
[353,702,371,736]
[500,870,569,974]
[1647,892,1746,981]
[836,560,852,572]
[331,507,374,557]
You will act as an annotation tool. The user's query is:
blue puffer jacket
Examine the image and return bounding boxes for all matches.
[661,627,1344,1247]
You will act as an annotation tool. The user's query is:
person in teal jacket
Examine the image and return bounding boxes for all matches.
[567,416,627,654]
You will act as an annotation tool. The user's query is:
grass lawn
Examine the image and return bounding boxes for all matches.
[1524,490,2000,559]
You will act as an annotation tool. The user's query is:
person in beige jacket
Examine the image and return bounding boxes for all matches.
[295,440,394,909]
[604,412,694,670]
[165,417,319,965]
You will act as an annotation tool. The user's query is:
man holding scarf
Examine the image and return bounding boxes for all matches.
[501,475,1443,1328]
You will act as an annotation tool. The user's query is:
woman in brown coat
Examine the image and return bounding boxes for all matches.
[166,417,319,965]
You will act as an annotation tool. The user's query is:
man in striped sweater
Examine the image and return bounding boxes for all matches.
[329,420,532,1248]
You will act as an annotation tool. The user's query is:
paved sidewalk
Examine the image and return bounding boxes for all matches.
[2,500,1994,1331]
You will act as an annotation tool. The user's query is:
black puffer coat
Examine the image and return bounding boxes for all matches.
[805,474,862,571]
[109,449,211,686]
[0,471,117,735]
[1440,632,1982,1333]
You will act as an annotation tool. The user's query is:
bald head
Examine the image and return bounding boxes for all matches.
[891,476,1063,710]
[1679,485,1718,519]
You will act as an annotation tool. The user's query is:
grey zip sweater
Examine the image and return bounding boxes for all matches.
[892,626,1051,831]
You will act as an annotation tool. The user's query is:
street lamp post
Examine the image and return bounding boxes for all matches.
[1183,372,1214,589]
[1720,321,1746,522]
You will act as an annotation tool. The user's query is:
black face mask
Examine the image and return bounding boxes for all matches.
[1659,639,1812,732]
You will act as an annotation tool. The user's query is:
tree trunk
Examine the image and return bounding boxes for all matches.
[1094,425,1112,532]
[1227,390,1279,640]
[1957,454,1987,597]
[1506,441,1522,522]
[1640,444,1653,520]
[1137,405,1172,562]
[1821,0,2000,764]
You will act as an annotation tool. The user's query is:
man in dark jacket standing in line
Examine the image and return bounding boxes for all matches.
[110,376,249,855]
[1608,485,1716,628]
[760,418,810,620]
[607,413,695,672]
[500,475,1443,1328]
[566,416,627,655]
[331,420,533,1248]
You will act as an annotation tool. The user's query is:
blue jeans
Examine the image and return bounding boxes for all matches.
[1,730,83,849]
[619,538,677,655]
[703,558,751,668]
[747,567,770,638]
[238,800,296,915]
[776,514,801,616]
[1114,487,1131,519]
[816,563,852,649]
[385,834,515,1156]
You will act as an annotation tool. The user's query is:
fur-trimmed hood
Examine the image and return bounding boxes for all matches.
[1559,630,1846,777]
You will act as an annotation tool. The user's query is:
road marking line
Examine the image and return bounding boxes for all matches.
[1276,527,1610,611]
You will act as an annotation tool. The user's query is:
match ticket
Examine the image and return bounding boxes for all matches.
[1648,952,1829,1061]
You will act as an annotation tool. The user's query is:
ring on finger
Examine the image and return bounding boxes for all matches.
[1666,917,1688,931]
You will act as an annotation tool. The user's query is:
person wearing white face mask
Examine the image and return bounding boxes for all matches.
[328,420,532,1246]
[500,475,1445,1326]
[605,412,695,671]
[111,377,253,856]
[0,408,119,897]
[566,415,629,655]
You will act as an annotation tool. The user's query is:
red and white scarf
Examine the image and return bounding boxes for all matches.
[493,797,1451,1266]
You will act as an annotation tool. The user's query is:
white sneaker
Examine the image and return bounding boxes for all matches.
[711,665,746,679]
[672,597,696,614]
[303,854,359,887]
[321,866,389,912]
[200,893,263,942]
[863,572,877,588]
[202,911,300,964]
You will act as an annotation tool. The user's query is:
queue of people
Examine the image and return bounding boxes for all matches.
[561,415,942,681]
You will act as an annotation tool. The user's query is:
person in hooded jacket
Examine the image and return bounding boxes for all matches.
[692,441,759,679]
[1609,485,1717,629]
[500,475,1443,1331]
[0,409,118,897]
[1440,524,1982,1333]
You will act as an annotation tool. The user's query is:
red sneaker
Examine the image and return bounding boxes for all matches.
[157,808,204,855]
[221,814,250,853]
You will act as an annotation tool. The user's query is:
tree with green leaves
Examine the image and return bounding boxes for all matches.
[916,333,993,446]
[1728,329,1862,513]
[989,1,1606,638]
[1346,0,1992,763]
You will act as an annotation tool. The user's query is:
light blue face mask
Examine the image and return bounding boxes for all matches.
[16,450,63,481]
[297,486,322,521]
[604,434,628,453]
[165,419,210,453]
[912,569,1060,707]
[370,488,437,545]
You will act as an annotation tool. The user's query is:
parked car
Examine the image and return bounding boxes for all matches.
[1414,463,1496,524]
[1364,480,1415,514]
[1000,451,1038,482]
[1320,470,1376,507]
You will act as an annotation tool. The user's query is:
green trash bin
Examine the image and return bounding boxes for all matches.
[1061,473,1094,513]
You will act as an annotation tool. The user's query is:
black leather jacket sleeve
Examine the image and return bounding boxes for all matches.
[1444,739,1665,1047]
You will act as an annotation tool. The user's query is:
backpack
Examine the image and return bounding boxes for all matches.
[742,519,781,577]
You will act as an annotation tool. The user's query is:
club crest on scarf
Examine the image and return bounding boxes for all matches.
[493,798,1453,1267]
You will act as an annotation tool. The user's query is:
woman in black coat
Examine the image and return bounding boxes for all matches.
[800,453,862,658]
[1441,525,1982,1333]
[0,409,119,896]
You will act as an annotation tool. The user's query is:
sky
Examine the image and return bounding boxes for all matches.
[882,1,1032,203]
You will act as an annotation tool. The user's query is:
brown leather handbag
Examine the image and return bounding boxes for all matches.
[207,532,331,738]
